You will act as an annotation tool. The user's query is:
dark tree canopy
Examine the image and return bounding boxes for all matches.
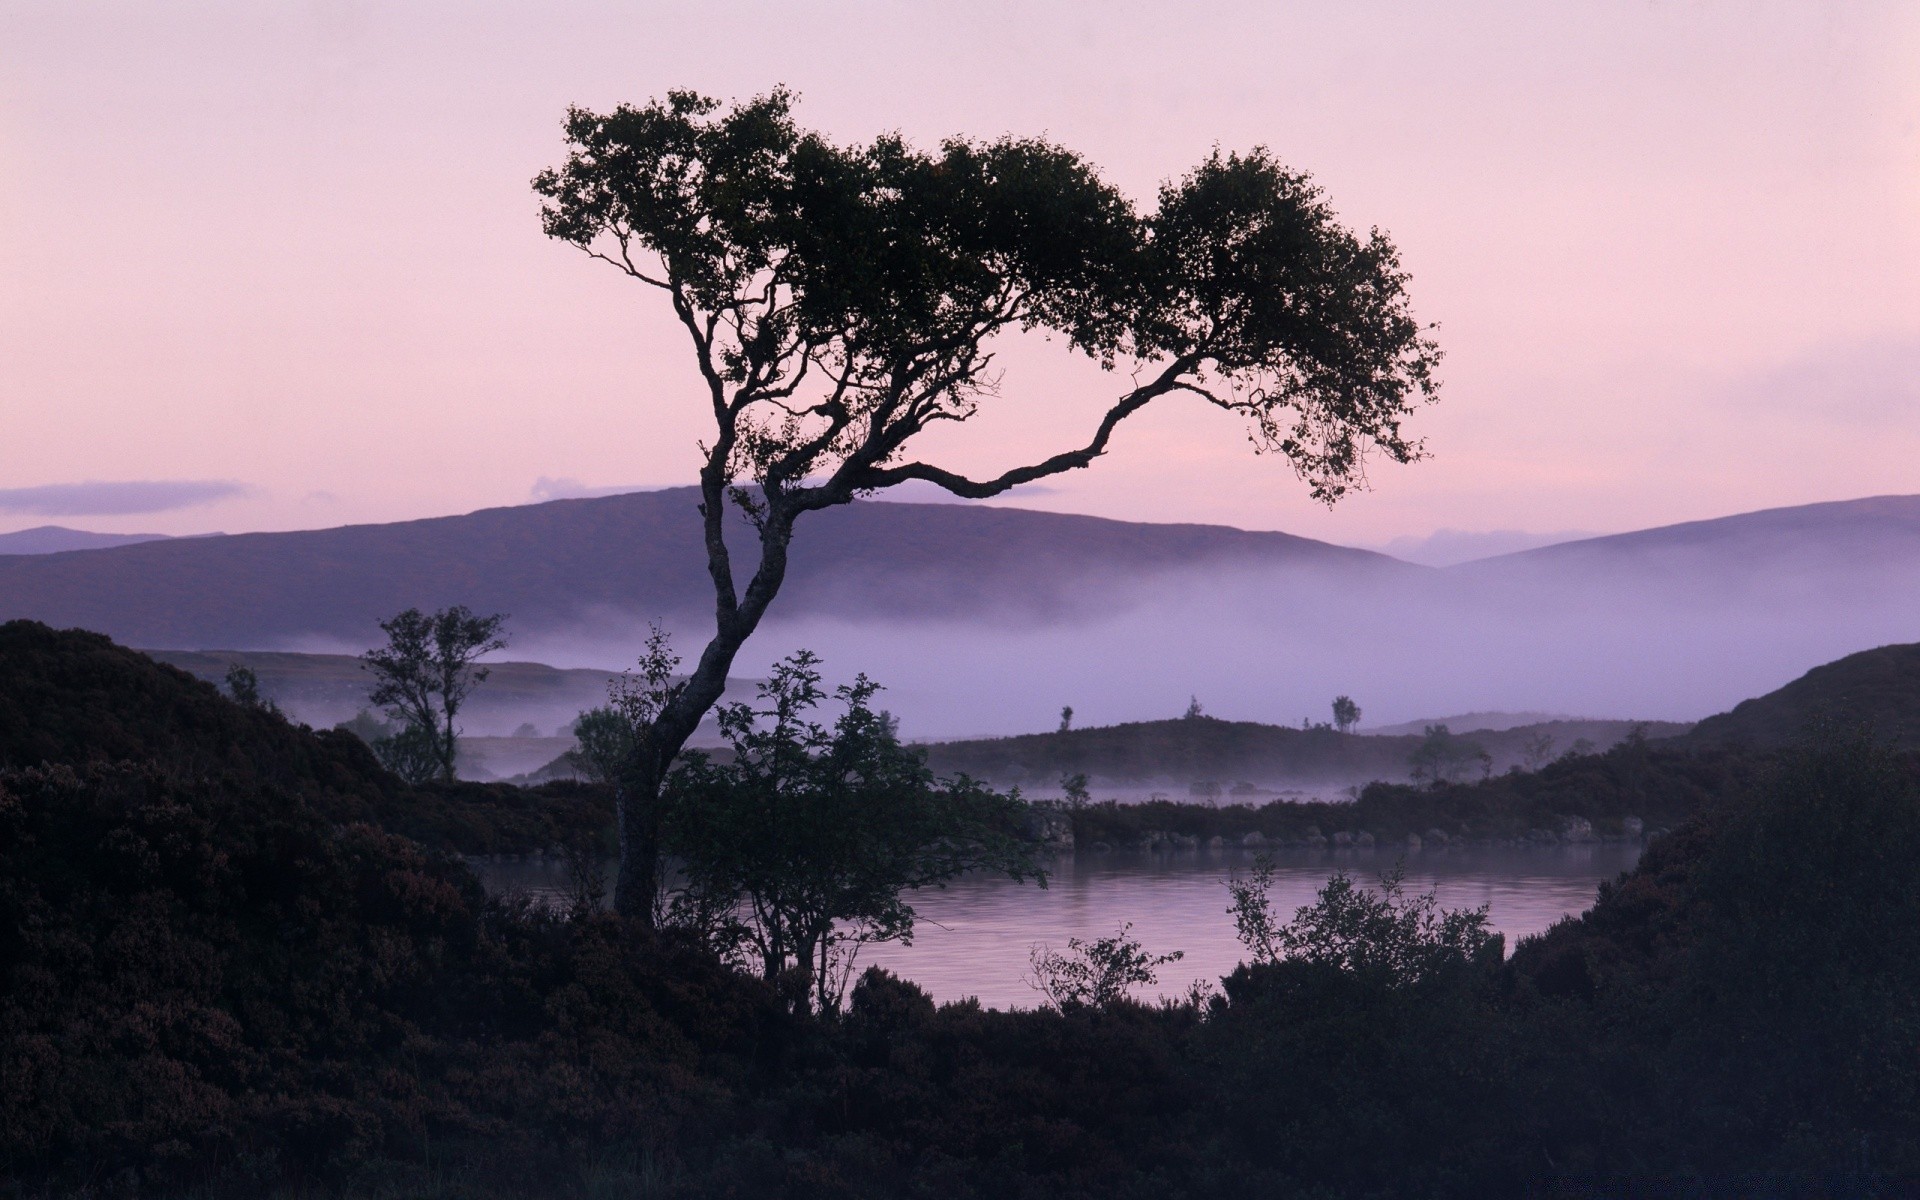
[533,88,1441,919]
[534,88,1438,510]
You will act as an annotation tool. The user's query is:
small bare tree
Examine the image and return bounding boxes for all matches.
[1029,923,1184,1011]
[535,90,1442,920]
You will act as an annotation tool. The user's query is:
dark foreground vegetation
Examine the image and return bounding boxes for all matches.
[4,621,1919,1196]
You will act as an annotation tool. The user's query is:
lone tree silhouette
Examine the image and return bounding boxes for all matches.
[534,89,1442,921]
[361,605,507,784]
[1332,694,1362,734]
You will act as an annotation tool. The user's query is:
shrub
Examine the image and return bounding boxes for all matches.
[1028,923,1183,1012]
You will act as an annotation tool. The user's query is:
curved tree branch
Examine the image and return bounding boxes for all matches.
[844,356,1197,500]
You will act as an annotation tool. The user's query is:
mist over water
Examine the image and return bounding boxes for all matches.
[507,547,1920,740]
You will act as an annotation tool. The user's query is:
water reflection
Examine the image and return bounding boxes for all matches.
[471,843,1642,1010]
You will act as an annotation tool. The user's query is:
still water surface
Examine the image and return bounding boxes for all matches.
[473,844,1641,1010]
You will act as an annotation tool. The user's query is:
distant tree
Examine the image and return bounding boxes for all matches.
[1184,696,1206,720]
[510,721,541,739]
[665,650,1043,1013]
[1559,736,1598,762]
[534,90,1441,921]
[1029,923,1184,1012]
[1520,730,1556,771]
[1332,694,1361,734]
[1059,705,1074,733]
[361,606,507,784]
[570,706,634,783]
[223,664,279,716]
[1408,724,1491,788]
[1061,771,1091,811]
[372,724,443,785]
[334,708,390,745]
[330,706,438,782]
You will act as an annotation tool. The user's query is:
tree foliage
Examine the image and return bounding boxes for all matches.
[360,606,506,784]
[534,88,1439,501]
[665,650,1043,1012]
[1331,694,1360,733]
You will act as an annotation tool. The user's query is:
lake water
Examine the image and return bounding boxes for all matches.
[472,843,1642,1010]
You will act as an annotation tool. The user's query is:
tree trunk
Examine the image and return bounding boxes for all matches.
[438,713,458,784]
[611,497,800,924]
[611,766,665,922]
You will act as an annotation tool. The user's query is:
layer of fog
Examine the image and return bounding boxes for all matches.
[1369,528,1600,568]
[506,547,1920,743]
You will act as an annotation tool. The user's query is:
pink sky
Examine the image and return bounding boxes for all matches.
[3,2,1917,547]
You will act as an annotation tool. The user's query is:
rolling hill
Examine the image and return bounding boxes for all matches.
[1459,494,1920,585]
[920,714,1689,796]
[0,526,173,555]
[1683,642,1920,749]
[0,488,1411,649]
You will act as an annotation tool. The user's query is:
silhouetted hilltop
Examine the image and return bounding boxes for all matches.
[0,525,173,554]
[0,489,1409,648]
[0,620,394,791]
[922,714,1683,793]
[926,717,1410,792]
[1685,642,1920,749]
[0,621,610,853]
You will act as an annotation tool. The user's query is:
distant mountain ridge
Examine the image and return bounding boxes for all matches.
[0,526,173,555]
[0,487,1411,649]
[6,491,1920,740]
[1460,494,1920,575]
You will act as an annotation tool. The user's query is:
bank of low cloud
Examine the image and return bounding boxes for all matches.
[0,479,250,517]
